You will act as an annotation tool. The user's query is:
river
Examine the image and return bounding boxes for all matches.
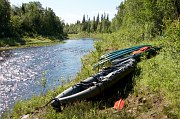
[0,38,94,115]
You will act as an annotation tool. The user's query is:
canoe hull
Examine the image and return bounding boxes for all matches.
[51,59,136,109]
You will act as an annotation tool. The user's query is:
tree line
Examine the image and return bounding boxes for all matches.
[0,0,65,38]
[64,0,180,38]
[1,0,180,39]
[64,13,111,34]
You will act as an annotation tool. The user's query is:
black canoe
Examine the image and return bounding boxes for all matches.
[51,58,136,110]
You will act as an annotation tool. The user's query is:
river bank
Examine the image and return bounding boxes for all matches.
[3,30,180,119]
[0,36,65,51]
[68,33,103,40]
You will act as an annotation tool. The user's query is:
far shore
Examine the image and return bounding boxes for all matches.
[0,36,65,51]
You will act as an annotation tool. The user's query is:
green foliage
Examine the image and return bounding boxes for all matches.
[64,13,111,34]
[0,37,25,47]
[0,1,65,43]
[38,71,47,95]
[110,2,124,32]
[111,0,180,39]
[0,36,63,51]
[66,0,179,36]
[10,2,64,37]
[0,0,11,38]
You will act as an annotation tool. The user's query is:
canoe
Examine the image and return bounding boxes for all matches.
[93,45,151,69]
[100,45,151,60]
[111,46,160,66]
[51,58,136,110]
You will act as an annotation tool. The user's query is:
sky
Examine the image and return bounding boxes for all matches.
[10,0,124,24]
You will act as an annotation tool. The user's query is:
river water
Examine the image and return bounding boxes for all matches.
[0,38,94,115]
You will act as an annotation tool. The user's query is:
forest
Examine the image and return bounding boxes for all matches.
[64,13,111,34]
[0,0,65,38]
[65,0,180,39]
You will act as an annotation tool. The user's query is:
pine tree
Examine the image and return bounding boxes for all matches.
[90,16,96,32]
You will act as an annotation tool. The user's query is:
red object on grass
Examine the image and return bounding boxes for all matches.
[113,98,125,110]
[132,46,150,55]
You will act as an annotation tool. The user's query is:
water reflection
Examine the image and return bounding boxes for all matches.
[0,39,94,115]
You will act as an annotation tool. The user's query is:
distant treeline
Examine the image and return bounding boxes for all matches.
[64,13,111,34]
[64,0,180,38]
[0,0,65,38]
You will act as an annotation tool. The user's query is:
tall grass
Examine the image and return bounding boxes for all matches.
[0,37,25,47]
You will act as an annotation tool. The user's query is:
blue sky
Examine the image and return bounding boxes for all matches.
[10,0,123,24]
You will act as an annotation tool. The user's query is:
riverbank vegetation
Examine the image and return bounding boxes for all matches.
[3,0,180,119]
[0,0,67,49]
[0,36,65,51]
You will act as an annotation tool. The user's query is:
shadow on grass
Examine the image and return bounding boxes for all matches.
[59,67,142,119]
[91,67,142,109]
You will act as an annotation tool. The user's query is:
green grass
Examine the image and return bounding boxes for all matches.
[3,21,180,119]
[67,32,102,39]
[68,32,92,39]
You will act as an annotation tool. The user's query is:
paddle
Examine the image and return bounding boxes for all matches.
[113,98,125,110]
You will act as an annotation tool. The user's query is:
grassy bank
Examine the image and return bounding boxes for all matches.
[0,36,64,51]
[4,22,180,119]
[67,33,102,39]
[68,33,91,39]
